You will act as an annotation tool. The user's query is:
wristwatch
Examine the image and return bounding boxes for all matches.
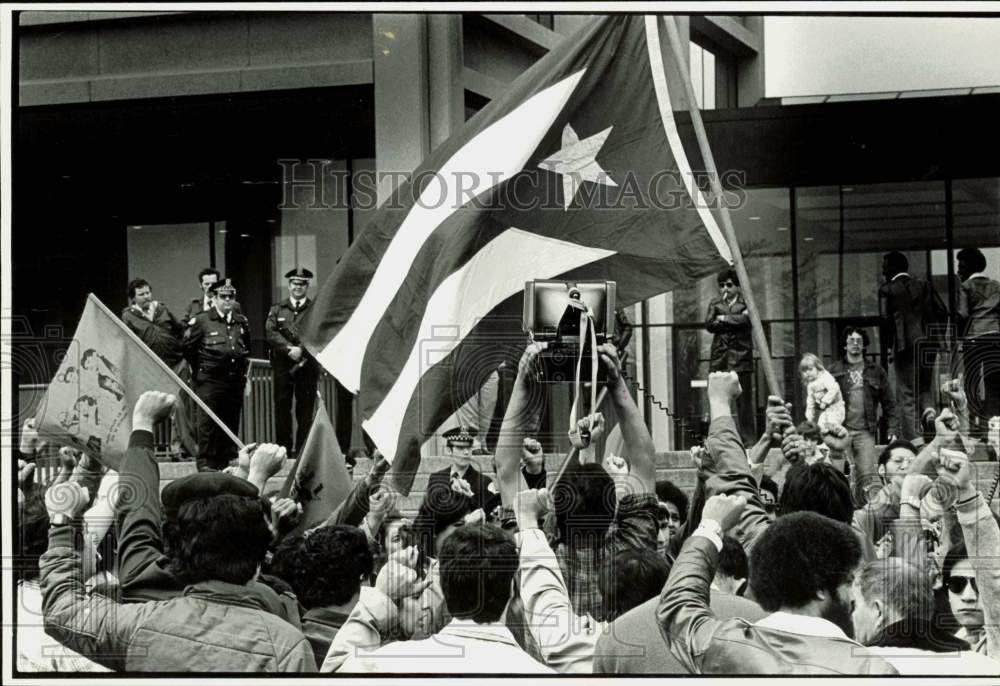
[900,496,922,511]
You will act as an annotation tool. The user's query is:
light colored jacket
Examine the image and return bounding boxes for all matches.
[657,534,898,674]
[321,586,551,673]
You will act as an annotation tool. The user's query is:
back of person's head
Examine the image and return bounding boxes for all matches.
[439,523,517,624]
[127,278,150,300]
[164,494,273,585]
[957,247,987,273]
[553,463,615,548]
[286,526,373,610]
[780,462,853,524]
[942,541,968,580]
[15,489,49,582]
[749,512,862,612]
[857,557,934,624]
[883,251,909,278]
[599,547,670,620]
[655,479,689,524]
[718,535,749,582]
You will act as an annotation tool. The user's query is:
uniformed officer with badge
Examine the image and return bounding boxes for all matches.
[266,268,320,456]
[183,278,251,471]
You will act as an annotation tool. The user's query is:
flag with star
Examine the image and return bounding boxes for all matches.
[300,15,731,494]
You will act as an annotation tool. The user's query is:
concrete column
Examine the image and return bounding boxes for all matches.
[427,14,464,149]
[737,16,765,106]
[373,14,430,204]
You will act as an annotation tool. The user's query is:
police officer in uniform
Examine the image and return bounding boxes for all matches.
[266,268,320,455]
[184,278,251,471]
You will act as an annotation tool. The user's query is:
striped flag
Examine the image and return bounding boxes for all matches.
[300,16,731,493]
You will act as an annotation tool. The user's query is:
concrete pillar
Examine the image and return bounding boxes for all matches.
[427,15,465,149]
[373,14,430,204]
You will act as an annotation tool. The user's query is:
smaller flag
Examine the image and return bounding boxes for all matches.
[279,397,354,536]
[35,294,189,471]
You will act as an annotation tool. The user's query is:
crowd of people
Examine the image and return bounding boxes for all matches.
[14,318,1000,673]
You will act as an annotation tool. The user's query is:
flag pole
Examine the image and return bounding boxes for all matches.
[660,16,782,398]
[88,294,246,450]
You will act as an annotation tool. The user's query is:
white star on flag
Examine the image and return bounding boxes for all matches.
[538,123,618,210]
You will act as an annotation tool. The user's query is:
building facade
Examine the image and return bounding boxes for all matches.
[15,11,1000,451]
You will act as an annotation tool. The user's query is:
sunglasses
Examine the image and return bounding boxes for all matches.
[947,575,979,595]
[217,294,235,300]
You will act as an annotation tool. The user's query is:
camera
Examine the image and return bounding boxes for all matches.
[522,280,616,384]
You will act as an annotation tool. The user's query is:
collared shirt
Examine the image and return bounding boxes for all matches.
[890,272,911,281]
[450,463,471,479]
[964,271,988,284]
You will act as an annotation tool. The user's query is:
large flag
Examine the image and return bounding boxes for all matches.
[35,294,187,471]
[279,397,354,536]
[300,16,731,493]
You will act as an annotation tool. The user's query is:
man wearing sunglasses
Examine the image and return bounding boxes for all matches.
[184,278,252,471]
[706,269,755,445]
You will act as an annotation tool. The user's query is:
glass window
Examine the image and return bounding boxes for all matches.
[658,187,792,447]
[795,181,946,390]
[953,177,1000,281]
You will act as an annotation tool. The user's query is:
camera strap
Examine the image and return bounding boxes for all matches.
[568,309,599,449]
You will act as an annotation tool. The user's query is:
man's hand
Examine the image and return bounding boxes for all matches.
[451,477,473,499]
[707,371,741,404]
[235,442,258,479]
[933,448,977,506]
[288,346,304,362]
[571,412,605,448]
[941,378,967,412]
[248,443,287,481]
[764,396,794,443]
[781,427,805,464]
[515,341,546,385]
[603,454,629,479]
[689,444,707,469]
[900,473,933,506]
[270,497,302,535]
[132,391,176,433]
[463,508,485,526]
[597,343,623,385]
[368,486,395,518]
[822,424,850,452]
[701,494,747,533]
[376,547,432,604]
[45,480,90,523]
[19,418,40,456]
[934,407,960,444]
[513,487,551,531]
[366,450,391,486]
[58,447,80,474]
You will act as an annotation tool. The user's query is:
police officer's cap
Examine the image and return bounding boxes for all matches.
[213,278,237,295]
[285,268,314,282]
[161,471,259,519]
[443,426,477,447]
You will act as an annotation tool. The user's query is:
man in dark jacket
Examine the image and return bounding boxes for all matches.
[42,391,315,672]
[121,277,196,458]
[266,268,322,455]
[879,252,947,439]
[828,327,898,504]
[957,247,1000,440]
[424,427,494,513]
[706,269,755,444]
[184,278,251,471]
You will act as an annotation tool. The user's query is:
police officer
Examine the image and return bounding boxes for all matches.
[266,268,320,455]
[184,278,251,471]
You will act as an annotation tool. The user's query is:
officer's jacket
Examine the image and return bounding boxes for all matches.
[184,297,242,326]
[183,308,251,377]
[265,298,312,356]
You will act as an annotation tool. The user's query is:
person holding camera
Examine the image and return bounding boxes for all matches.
[705,269,755,445]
